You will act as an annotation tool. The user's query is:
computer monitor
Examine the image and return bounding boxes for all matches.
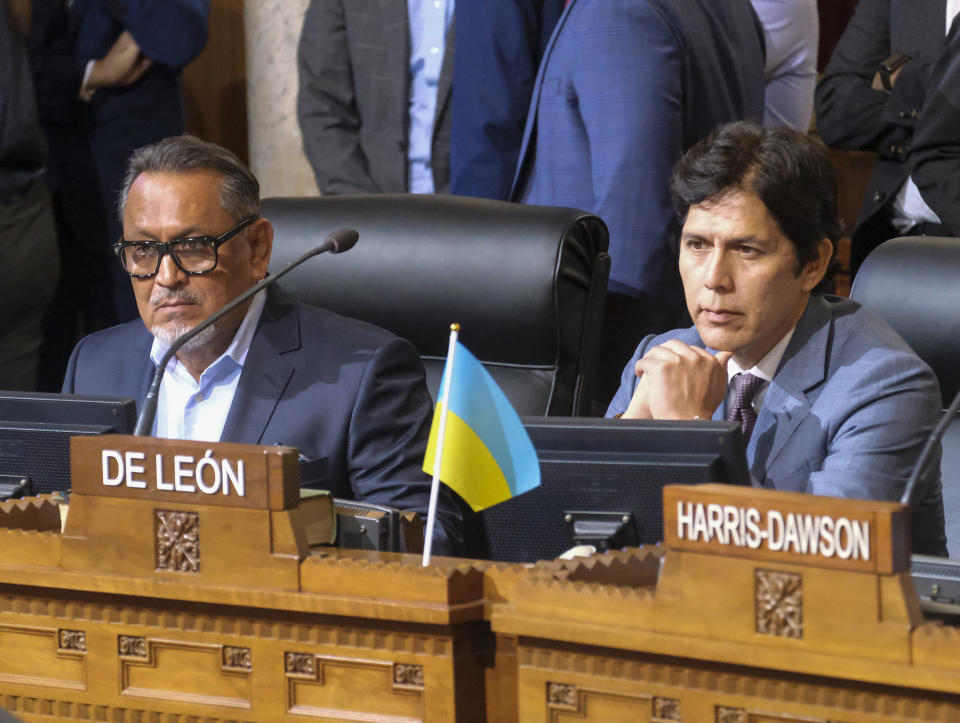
[0,391,137,495]
[476,417,750,563]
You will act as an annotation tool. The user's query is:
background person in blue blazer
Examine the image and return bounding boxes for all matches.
[606,122,946,557]
[509,0,766,404]
[0,0,59,392]
[449,0,564,201]
[62,135,464,556]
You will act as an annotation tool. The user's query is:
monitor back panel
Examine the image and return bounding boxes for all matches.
[0,422,115,494]
[479,453,727,563]
[476,418,749,563]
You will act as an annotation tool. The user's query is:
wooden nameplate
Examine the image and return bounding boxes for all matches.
[61,434,308,590]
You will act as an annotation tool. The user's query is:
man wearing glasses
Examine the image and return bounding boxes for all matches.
[62,135,464,555]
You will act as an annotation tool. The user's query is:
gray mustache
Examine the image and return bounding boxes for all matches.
[150,287,203,306]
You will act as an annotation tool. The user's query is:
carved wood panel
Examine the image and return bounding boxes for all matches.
[717,706,747,723]
[57,629,86,654]
[0,624,85,691]
[517,640,952,721]
[285,653,426,720]
[118,637,253,709]
[653,695,681,720]
[755,569,803,639]
[155,510,200,572]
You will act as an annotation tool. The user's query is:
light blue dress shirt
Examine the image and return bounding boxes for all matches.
[149,291,267,442]
[407,0,453,193]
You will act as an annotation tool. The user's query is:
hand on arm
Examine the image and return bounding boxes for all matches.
[815,0,904,151]
[871,62,906,92]
[621,340,731,420]
[104,0,209,67]
[84,31,152,91]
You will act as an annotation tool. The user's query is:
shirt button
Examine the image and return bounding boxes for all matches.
[433,0,440,7]
[430,46,440,55]
[194,393,204,403]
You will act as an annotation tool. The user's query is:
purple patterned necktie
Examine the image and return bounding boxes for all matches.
[726,372,764,440]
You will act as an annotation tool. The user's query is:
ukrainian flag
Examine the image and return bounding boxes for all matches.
[423,341,541,511]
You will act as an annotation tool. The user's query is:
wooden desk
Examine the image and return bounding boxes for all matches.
[1,438,958,721]
[0,436,489,721]
[486,485,960,722]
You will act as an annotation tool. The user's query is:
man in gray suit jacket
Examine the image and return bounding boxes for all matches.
[606,123,946,556]
[508,0,765,403]
[297,0,453,195]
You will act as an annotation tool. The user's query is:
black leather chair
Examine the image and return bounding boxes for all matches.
[262,194,610,416]
[850,236,960,556]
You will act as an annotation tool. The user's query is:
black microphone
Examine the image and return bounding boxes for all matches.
[133,227,359,436]
[901,385,960,504]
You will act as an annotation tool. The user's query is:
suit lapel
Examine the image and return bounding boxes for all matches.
[509,0,575,199]
[132,329,156,412]
[219,292,298,445]
[749,296,833,479]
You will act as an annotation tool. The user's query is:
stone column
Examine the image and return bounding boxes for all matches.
[244,0,319,197]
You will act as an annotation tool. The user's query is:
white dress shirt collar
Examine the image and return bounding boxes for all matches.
[149,290,267,440]
[726,326,795,384]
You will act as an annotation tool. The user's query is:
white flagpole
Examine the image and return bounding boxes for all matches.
[422,323,460,567]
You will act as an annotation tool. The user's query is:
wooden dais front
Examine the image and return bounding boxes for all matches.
[0,435,488,722]
[1,438,960,722]
[486,485,960,722]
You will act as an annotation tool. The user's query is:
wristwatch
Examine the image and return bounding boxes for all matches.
[879,52,911,92]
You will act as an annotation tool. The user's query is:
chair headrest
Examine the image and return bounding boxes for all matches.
[262,194,609,364]
[851,236,960,406]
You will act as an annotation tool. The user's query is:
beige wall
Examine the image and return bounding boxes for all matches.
[244,0,319,198]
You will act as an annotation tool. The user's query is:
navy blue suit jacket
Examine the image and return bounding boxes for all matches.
[449,0,564,200]
[606,295,947,556]
[62,288,464,555]
[511,0,765,300]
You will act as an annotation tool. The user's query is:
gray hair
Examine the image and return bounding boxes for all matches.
[118,135,260,222]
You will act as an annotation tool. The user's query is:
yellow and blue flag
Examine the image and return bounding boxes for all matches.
[423,341,541,511]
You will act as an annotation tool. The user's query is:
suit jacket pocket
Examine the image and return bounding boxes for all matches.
[762,458,814,493]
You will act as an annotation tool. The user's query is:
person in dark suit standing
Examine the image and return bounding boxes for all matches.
[448,0,564,200]
[816,0,960,276]
[61,135,464,555]
[0,0,59,391]
[510,0,766,402]
[297,0,454,195]
[27,0,209,387]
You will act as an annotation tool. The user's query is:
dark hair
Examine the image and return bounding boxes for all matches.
[118,135,260,222]
[670,122,843,291]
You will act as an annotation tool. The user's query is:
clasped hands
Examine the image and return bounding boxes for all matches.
[622,340,732,420]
